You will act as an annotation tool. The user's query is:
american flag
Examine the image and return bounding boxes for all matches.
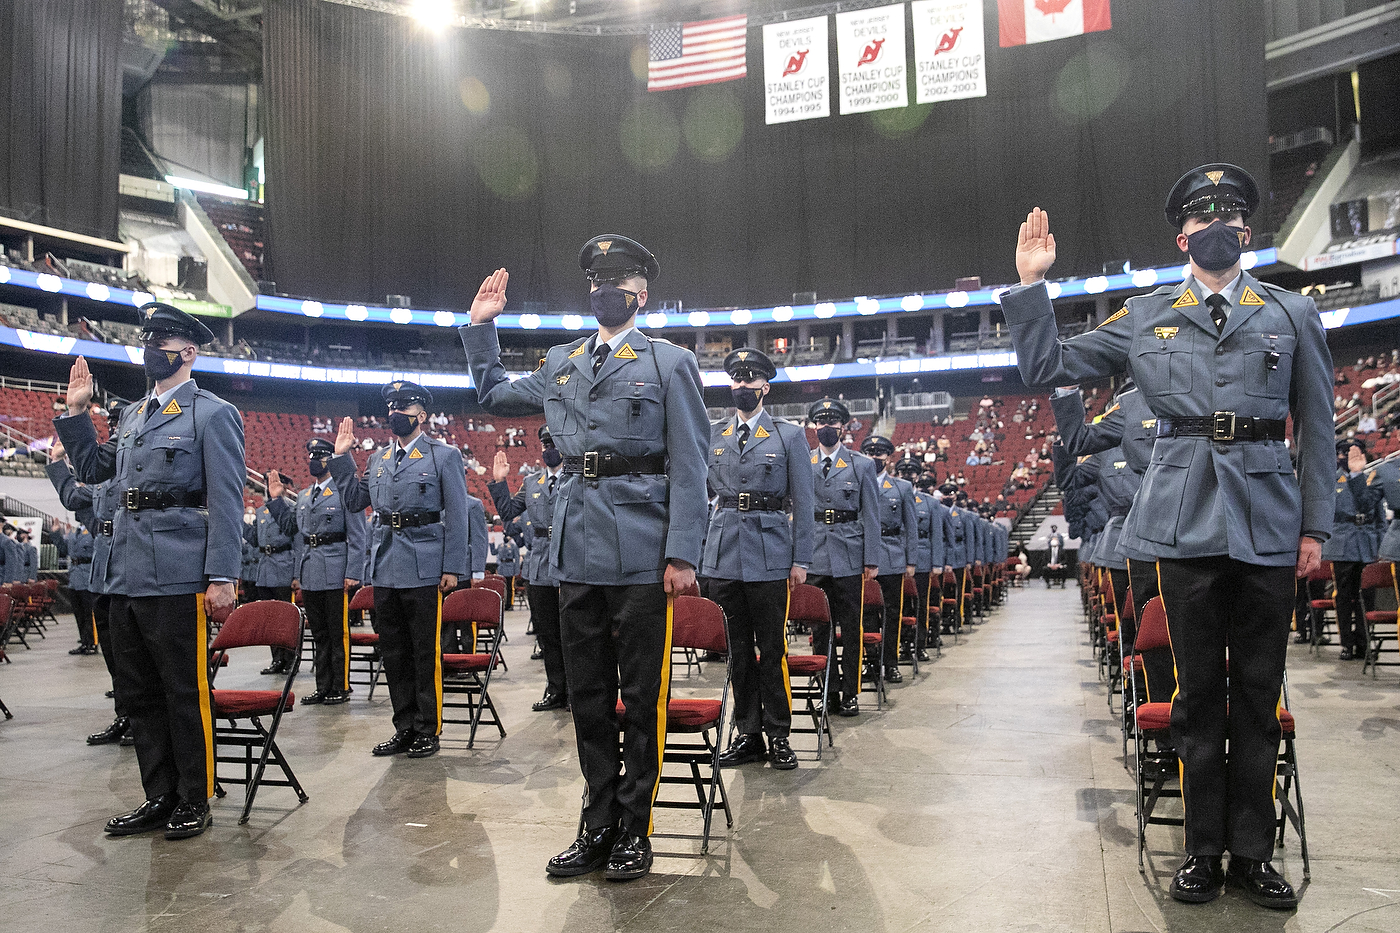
[647,15,748,92]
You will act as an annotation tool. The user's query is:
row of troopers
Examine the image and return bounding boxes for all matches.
[0,522,38,584]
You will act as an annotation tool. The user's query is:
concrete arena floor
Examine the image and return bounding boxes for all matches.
[1,584,1398,933]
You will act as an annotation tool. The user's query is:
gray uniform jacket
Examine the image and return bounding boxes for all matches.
[1004,273,1334,567]
[467,495,489,578]
[1089,448,1137,570]
[930,500,955,571]
[911,493,936,574]
[489,469,562,587]
[1321,469,1385,564]
[330,435,470,587]
[253,503,296,589]
[1370,462,1400,562]
[872,473,918,575]
[495,539,520,578]
[945,506,971,568]
[66,528,94,590]
[267,477,368,591]
[240,536,259,582]
[47,460,96,590]
[809,445,882,577]
[0,536,14,583]
[461,322,710,586]
[702,412,816,583]
[54,380,246,596]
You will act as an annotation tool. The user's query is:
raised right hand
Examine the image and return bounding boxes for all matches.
[334,417,357,456]
[469,268,509,325]
[1015,207,1057,285]
[266,469,285,499]
[492,450,510,482]
[66,356,94,414]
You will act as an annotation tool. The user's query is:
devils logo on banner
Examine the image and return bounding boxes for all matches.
[911,0,987,103]
[835,4,907,115]
[762,16,830,124]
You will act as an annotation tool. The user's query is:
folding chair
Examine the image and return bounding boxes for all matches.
[0,594,11,718]
[1361,562,1399,677]
[670,579,705,677]
[471,576,509,670]
[898,574,920,676]
[939,570,961,643]
[513,576,528,610]
[1307,560,1335,653]
[785,583,834,758]
[618,594,733,852]
[346,585,384,699]
[857,578,886,709]
[208,600,309,824]
[441,588,506,747]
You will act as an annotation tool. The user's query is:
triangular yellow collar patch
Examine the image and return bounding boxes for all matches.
[753,425,769,438]
[1172,288,1199,309]
[614,343,638,360]
[721,424,733,436]
[322,486,335,496]
[811,452,818,463]
[1096,306,1128,330]
[835,458,847,468]
[161,399,182,415]
[882,479,893,488]
[381,449,393,460]
[408,447,424,459]
[568,344,587,358]
[1239,286,1265,306]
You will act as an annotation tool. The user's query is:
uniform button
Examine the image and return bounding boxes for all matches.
[134,439,143,447]
[1216,379,1226,387]
[588,423,598,430]
[1215,347,1224,355]
[589,392,597,401]
[1215,444,1229,455]
[134,465,142,472]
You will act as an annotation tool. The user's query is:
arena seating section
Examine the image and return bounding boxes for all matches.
[198,195,265,283]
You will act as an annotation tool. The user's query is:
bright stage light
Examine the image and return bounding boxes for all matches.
[164,174,249,200]
[410,0,457,29]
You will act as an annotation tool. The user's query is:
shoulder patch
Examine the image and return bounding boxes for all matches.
[1172,288,1199,309]
[161,399,182,415]
[1239,286,1265,306]
[1096,306,1129,329]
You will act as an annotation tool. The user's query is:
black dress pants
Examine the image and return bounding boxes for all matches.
[559,582,670,837]
[71,587,95,646]
[876,574,904,665]
[108,593,213,802]
[806,574,864,700]
[912,571,932,650]
[1126,558,1159,636]
[374,585,443,736]
[302,588,349,696]
[1332,560,1373,656]
[255,586,296,668]
[1157,557,1293,861]
[708,577,791,738]
[92,594,125,717]
[528,582,566,697]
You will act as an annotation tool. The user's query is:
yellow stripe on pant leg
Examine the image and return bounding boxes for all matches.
[856,582,866,687]
[646,597,675,836]
[780,585,793,713]
[434,590,444,736]
[341,591,351,693]
[195,593,215,800]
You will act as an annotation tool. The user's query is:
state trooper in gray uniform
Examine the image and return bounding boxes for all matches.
[1364,456,1400,564]
[264,439,367,703]
[62,501,98,655]
[494,535,520,606]
[330,381,470,760]
[460,236,709,881]
[56,303,245,840]
[252,483,298,675]
[899,461,943,662]
[705,348,814,772]
[17,528,37,581]
[1003,165,1333,908]
[941,494,974,623]
[861,436,916,683]
[489,426,566,711]
[806,398,881,716]
[1324,440,1386,660]
[0,524,16,583]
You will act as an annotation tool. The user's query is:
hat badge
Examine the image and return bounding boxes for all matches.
[1205,170,1224,185]
[597,240,612,255]
[737,351,749,361]
[822,401,831,409]
[393,381,403,390]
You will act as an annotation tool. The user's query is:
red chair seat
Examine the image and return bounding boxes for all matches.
[213,689,295,717]
[787,654,828,675]
[1106,630,1119,643]
[349,632,379,645]
[1135,701,1172,732]
[442,652,491,672]
[1310,599,1334,610]
[862,632,882,645]
[616,698,722,731]
[901,616,916,626]
[210,651,231,667]
[1128,656,1144,672]
[1365,610,1397,624]
[1279,708,1295,737]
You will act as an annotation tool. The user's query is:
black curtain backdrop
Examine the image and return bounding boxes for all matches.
[0,0,123,240]
[264,0,1267,315]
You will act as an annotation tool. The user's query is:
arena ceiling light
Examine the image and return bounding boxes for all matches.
[163,175,249,200]
[409,0,458,29]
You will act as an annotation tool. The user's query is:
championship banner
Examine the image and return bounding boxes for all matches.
[762,16,830,125]
[835,4,907,115]
[911,0,987,104]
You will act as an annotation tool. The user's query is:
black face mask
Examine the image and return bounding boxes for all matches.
[731,386,761,412]
[143,346,185,382]
[1185,221,1247,272]
[870,457,887,472]
[542,447,563,468]
[815,425,841,447]
[589,284,640,328]
[387,411,418,437]
[308,459,329,478]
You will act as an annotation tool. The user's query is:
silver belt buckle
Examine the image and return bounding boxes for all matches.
[1211,411,1236,441]
[823,509,837,524]
[738,492,753,511]
[123,488,140,510]
[582,451,600,480]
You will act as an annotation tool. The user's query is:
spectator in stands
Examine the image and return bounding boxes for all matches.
[1358,413,1378,434]
[359,437,373,451]
[954,471,966,486]
[965,451,979,466]
[979,395,994,412]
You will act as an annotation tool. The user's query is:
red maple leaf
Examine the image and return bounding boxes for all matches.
[1034,0,1073,15]
[782,49,809,77]
[857,38,885,67]
[935,27,963,54]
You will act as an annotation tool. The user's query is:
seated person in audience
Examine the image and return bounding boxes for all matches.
[1358,413,1377,434]
[965,451,980,466]
[1013,548,1031,582]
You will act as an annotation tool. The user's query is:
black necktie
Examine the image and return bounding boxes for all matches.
[737,423,750,452]
[592,343,610,375]
[1206,294,1228,334]
[548,475,556,495]
[822,456,832,478]
[395,447,405,467]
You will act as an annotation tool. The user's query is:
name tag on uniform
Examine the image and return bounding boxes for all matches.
[1154,326,1179,339]
[556,374,570,385]
[714,448,726,456]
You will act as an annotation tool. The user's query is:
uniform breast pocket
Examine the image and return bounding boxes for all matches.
[758,512,793,571]
[1132,333,1195,397]
[1135,442,1195,546]
[151,510,207,585]
[411,472,441,509]
[616,382,663,439]
[150,435,199,481]
[545,377,580,436]
[1243,333,1296,398]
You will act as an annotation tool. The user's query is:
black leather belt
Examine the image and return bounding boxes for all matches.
[260,543,292,555]
[99,520,113,536]
[534,526,551,539]
[918,531,931,539]
[375,509,441,529]
[71,557,92,564]
[562,452,666,479]
[1340,514,1373,526]
[816,509,859,524]
[718,493,786,512]
[303,532,347,547]
[122,488,205,511]
[1156,414,1286,442]
[880,526,903,537]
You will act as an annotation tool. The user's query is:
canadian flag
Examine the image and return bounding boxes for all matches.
[998,0,1111,47]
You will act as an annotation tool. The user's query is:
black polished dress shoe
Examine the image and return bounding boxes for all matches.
[1339,647,1353,660]
[1227,858,1298,909]
[87,716,130,746]
[407,733,440,758]
[164,800,212,840]
[1169,855,1225,903]
[604,832,653,881]
[718,733,767,767]
[301,691,327,705]
[530,645,544,660]
[322,691,350,705]
[839,697,860,717]
[120,728,135,746]
[259,663,288,675]
[104,689,116,698]
[546,825,620,877]
[105,793,180,836]
[372,729,415,756]
[768,736,798,770]
[884,665,903,684]
[915,649,930,662]
[69,645,96,655]
[532,691,568,712]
